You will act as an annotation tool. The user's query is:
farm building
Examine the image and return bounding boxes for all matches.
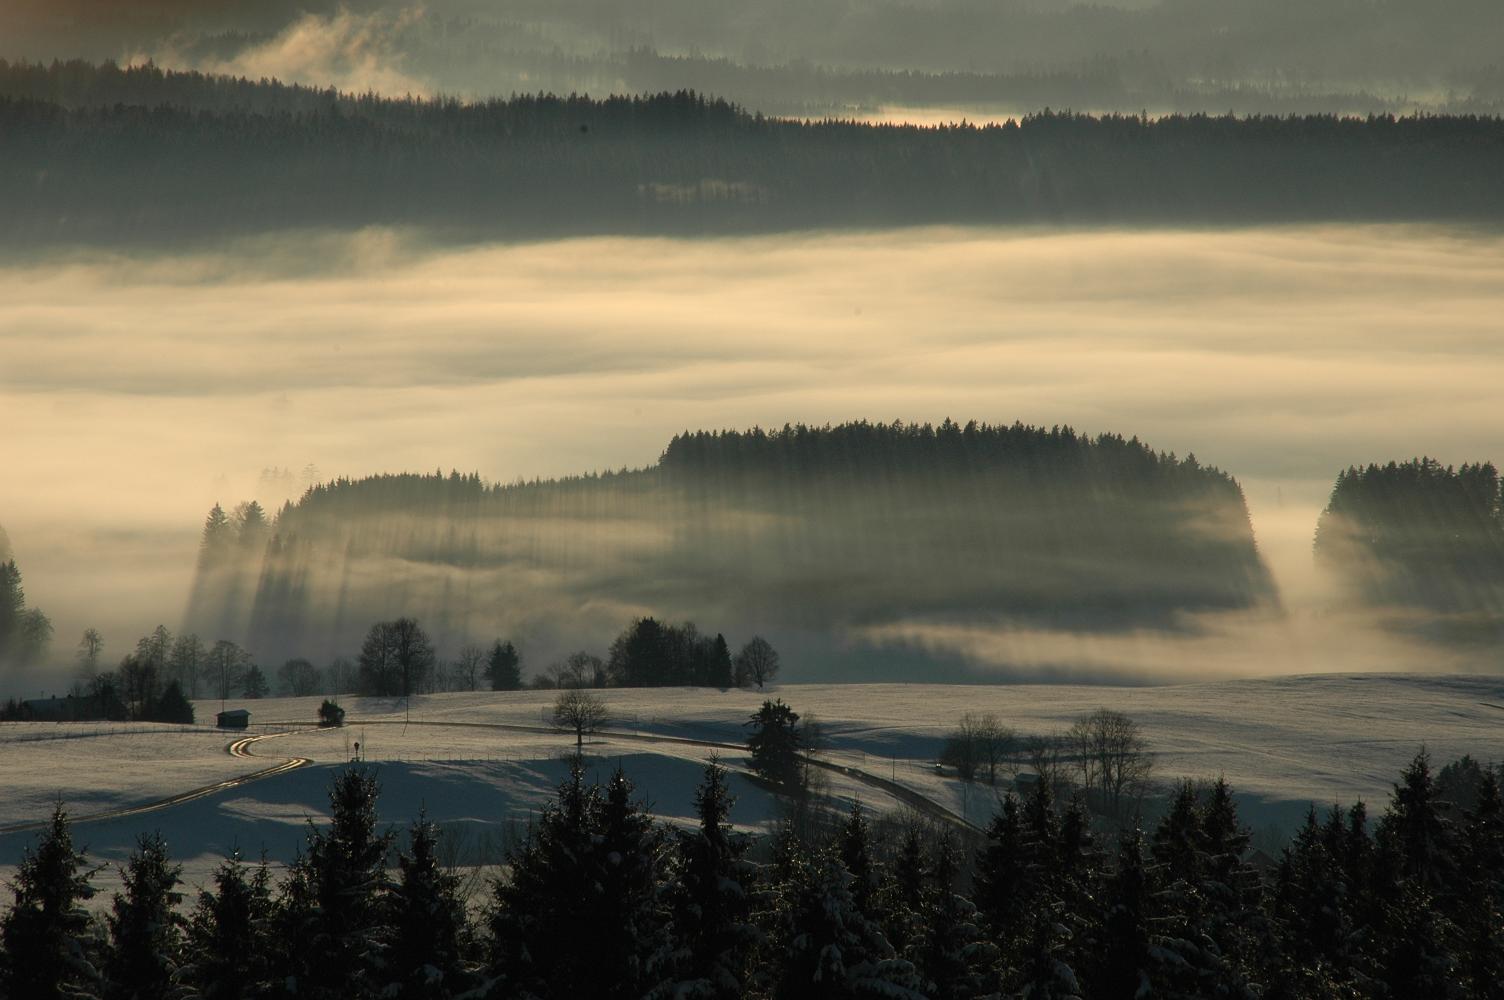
[216,708,251,729]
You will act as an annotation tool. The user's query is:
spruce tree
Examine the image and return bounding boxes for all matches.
[914,834,998,999]
[104,833,184,1000]
[667,760,758,1000]
[838,801,878,918]
[280,767,395,999]
[1093,830,1151,1000]
[386,813,473,1000]
[489,759,668,999]
[0,804,103,999]
[878,824,928,961]
[769,848,923,1000]
[595,766,672,999]
[974,792,1027,960]
[182,853,276,1000]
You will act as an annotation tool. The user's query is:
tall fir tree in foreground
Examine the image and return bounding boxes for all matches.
[489,758,669,999]
[182,853,277,1000]
[104,833,184,1000]
[279,767,395,1000]
[0,804,102,999]
[666,759,758,1000]
[386,812,473,1000]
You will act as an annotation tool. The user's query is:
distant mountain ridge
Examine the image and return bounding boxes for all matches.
[4,62,1504,248]
[187,421,1277,677]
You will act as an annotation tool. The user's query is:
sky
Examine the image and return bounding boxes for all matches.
[2,223,1501,682]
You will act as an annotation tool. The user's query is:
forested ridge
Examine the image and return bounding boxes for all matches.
[3,60,1504,246]
[186,421,1275,672]
[1315,458,1503,636]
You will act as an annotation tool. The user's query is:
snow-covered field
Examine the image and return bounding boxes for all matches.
[0,673,1499,898]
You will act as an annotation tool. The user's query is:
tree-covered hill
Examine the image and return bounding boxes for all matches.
[3,60,1504,247]
[189,421,1277,675]
[1315,458,1504,640]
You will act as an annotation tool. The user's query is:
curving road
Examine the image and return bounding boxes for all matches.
[0,730,313,835]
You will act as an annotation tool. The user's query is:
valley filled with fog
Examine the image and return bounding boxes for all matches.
[3,224,1500,684]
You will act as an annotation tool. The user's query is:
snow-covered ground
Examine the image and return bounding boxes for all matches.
[0,673,1499,899]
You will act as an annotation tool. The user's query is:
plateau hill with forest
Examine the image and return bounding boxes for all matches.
[188,421,1277,677]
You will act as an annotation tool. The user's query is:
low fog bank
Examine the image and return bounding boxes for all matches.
[2,225,1502,687]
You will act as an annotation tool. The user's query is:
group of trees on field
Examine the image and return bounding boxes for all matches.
[6,747,1504,998]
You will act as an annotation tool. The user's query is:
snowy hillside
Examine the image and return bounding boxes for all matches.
[0,672,1499,897]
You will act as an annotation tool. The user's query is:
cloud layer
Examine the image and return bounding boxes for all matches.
[2,224,1502,678]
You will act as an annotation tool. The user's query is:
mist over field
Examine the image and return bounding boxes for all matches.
[3,224,1501,684]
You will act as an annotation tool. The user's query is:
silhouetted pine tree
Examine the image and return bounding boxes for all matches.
[595,767,672,998]
[103,833,184,1000]
[489,759,668,998]
[974,792,1028,961]
[665,760,758,1000]
[385,812,473,1000]
[0,804,103,999]
[181,853,276,1000]
[279,767,395,999]
[1375,749,1456,895]
[1458,772,1504,997]
[838,802,878,919]
[1092,830,1151,1000]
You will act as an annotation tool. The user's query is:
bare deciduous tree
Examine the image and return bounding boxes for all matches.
[455,644,487,691]
[733,637,780,689]
[941,712,1015,784]
[1067,707,1152,820]
[552,689,609,750]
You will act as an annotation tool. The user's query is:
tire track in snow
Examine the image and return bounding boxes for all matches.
[0,729,314,834]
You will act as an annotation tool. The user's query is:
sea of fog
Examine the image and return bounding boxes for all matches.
[2,225,1501,683]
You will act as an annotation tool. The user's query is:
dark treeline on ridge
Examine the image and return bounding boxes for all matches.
[1316,458,1504,642]
[6,747,1504,998]
[3,61,1504,247]
[187,421,1275,675]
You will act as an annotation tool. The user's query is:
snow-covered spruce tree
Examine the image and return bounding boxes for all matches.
[664,759,759,1000]
[914,834,999,999]
[1264,808,1361,999]
[974,791,1027,964]
[1458,771,1504,997]
[488,758,670,999]
[1090,829,1151,1000]
[1145,780,1255,1000]
[181,853,277,1000]
[0,803,104,999]
[596,766,673,999]
[837,802,879,920]
[103,833,184,1000]
[384,812,474,1000]
[1374,748,1457,895]
[278,767,395,1000]
[877,823,928,962]
[1014,908,1084,1000]
[766,846,924,1000]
